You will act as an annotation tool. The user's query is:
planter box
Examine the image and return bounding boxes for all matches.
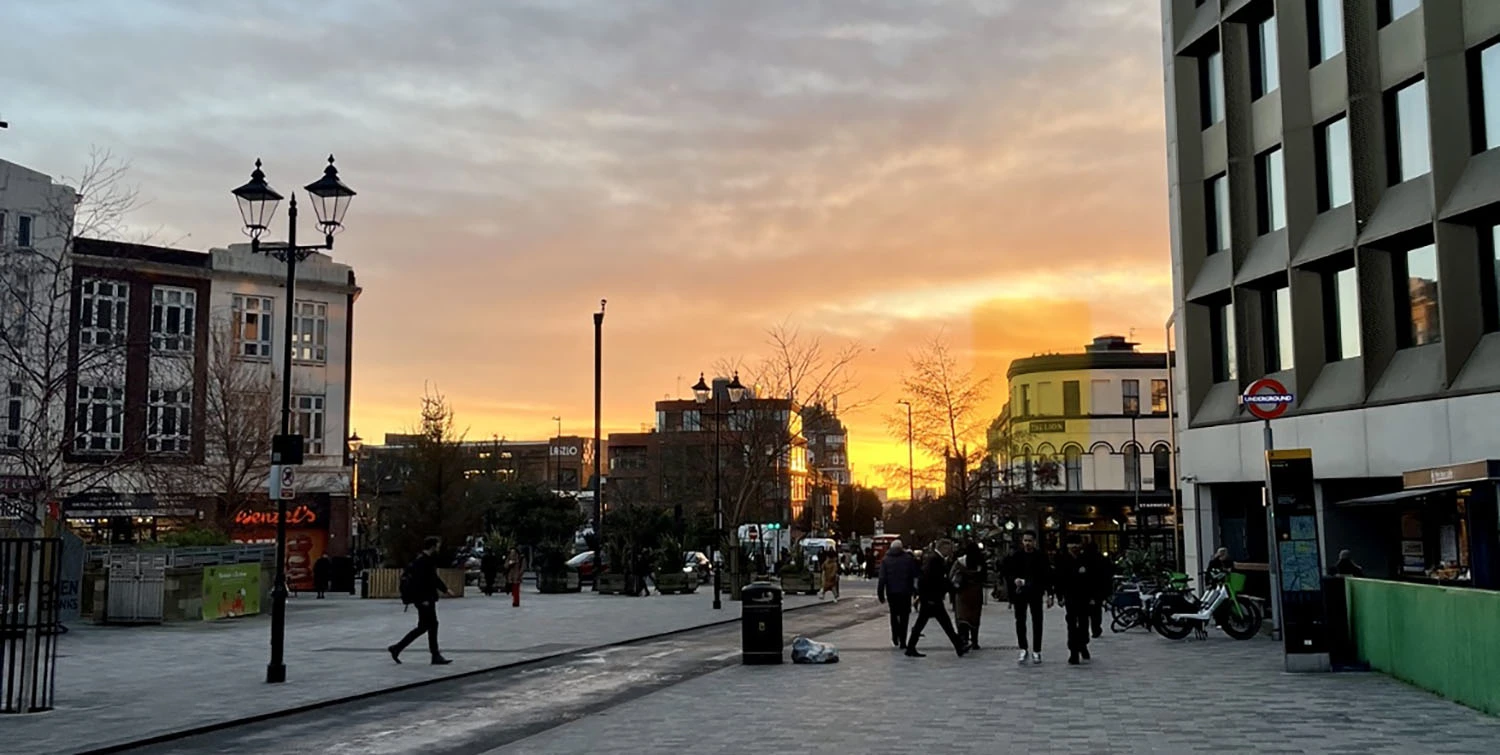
[779,571,818,595]
[537,571,581,594]
[362,567,466,599]
[653,572,699,595]
[597,573,630,595]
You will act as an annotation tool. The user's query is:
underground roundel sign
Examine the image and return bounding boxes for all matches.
[1240,377,1294,420]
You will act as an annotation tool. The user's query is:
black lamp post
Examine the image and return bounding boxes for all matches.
[347,431,363,554]
[592,300,605,588]
[693,371,745,610]
[231,156,356,685]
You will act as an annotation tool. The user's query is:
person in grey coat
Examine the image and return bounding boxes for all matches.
[877,540,921,649]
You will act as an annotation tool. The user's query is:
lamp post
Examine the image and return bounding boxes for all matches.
[694,371,745,610]
[896,400,914,503]
[552,416,563,492]
[591,300,605,589]
[1126,389,1141,552]
[231,156,356,685]
[347,431,363,570]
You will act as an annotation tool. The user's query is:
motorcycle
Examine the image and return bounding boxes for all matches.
[1152,570,1262,641]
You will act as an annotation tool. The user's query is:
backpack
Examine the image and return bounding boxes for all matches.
[399,562,418,606]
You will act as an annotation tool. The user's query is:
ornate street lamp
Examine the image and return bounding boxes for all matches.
[232,156,356,685]
[695,371,745,609]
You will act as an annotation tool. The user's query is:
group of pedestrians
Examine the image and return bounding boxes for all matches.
[878,531,1114,666]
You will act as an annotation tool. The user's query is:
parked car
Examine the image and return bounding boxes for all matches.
[566,550,611,582]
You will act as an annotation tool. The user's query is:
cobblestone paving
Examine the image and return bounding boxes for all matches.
[15,586,821,754]
[496,603,1500,754]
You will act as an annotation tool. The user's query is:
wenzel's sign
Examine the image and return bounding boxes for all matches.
[233,504,320,527]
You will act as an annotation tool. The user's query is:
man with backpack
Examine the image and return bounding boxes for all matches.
[389,536,452,665]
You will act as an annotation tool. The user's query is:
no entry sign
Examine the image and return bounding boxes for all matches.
[1241,377,1294,420]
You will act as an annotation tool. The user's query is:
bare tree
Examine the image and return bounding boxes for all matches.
[144,314,277,531]
[0,148,147,531]
[887,334,993,522]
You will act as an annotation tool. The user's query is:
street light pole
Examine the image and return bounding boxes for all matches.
[695,372,745,611]
[232,156,356,685]
[553,416,563,492]
[897,400,914,502]
[592,300,605,588]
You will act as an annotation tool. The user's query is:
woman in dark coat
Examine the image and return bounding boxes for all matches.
[951,542,987,649]
[312,553,333,599]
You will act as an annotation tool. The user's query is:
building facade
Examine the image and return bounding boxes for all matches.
[995,336,1175,556]
[1163,0,1500,585]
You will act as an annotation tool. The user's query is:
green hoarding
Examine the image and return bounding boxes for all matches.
[202,564,262,620]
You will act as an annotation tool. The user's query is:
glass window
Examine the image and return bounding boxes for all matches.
[1212,302,1237,382]
[1264,285,1295,372]
[1151,379,1169,414]
[293,394,326,455]
[1253,16,1280,99]
[1487,226,1500,332]
[1207,174,1230,254]
[1064,447,1083,491]
[292,300,328,363]
[1317,116,1353,210]
[1063,380,1081,416]
[147,388,192,453]
[1202,50,1225,128]
[74,384,125,453]
[1326,266,1361,360]
[232,295,275,359]
[16,216,33,247]
[1152,446,1172,491]
[1381,0,1420,26]
[1311,0,1344,63]
[1124,446,1141,492]
[1391,79,1431,183]
[1480,43,1500,152]
[4,381,21,449]
[151,286,196,353]
[78,278,130,348]
[1258,148,1286,233]
[1404,245,1441,347]
[1122,379,1140,416]
[1020,385,1031,417]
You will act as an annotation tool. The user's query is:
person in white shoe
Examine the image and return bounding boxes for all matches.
[1000,531,1053,664]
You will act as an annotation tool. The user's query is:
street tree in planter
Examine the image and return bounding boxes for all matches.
[599,502,669,595]
[381,390,484,567]
[651,534,696,595]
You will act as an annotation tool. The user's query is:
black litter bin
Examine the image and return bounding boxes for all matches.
[741,581,783,665]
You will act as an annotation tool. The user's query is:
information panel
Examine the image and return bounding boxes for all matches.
[1267,449,1327,662]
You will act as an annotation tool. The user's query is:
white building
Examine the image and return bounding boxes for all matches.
[993,336,1175,556]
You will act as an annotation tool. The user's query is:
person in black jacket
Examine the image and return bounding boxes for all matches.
[1083,541,1113,638]
[877,540,921,649]
[904,540,969,658]
[1054,535,1096,665]
[1001,531,1053,664]
[312,553,333,599]
[389,536,452,665]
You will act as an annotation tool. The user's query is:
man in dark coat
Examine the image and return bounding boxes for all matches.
[389,536,452,665]
[1083,541,1113,638]
[312,553,333,599]
[1001,531,1053,664]
[877,539,921,649]
[904,540,969,658]
[1053,535,1096,665]
[480,548,503,596]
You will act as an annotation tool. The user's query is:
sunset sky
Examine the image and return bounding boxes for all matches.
[3,0,1173,488]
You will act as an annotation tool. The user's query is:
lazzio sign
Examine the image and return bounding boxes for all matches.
[550,446,580,457]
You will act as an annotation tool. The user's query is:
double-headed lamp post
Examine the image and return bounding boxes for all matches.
[693,371,745,610]
[232,156,356,685]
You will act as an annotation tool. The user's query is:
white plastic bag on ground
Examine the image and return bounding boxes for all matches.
[791,635,839,664]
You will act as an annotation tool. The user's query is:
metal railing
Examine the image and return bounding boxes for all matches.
[85,544,275,569]
[1,538,62,713]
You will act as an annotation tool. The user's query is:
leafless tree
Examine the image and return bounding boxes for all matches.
[886,334,992,519]
[143,314,277,531]
[0,148,147,531]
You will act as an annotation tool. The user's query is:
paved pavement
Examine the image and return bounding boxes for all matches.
[495,601,1500,755]
[13,583,824,755]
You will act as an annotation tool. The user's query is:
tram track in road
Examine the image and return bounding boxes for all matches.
[116,597,884,755]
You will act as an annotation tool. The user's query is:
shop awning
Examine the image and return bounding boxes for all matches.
[1335,484,1467,507]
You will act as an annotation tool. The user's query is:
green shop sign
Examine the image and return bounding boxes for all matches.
[202,564,262,621]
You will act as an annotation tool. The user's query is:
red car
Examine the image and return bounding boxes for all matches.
[566,551,609,581]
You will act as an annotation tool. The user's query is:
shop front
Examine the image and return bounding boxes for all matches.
[62,491,200,545]
[1336,460,1499,590]
[1023,492,1177,560]
[230,494,333,592]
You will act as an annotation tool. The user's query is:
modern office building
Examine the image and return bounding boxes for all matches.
[1162,0,1500,587]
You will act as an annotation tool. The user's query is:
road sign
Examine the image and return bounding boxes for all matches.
[1240,377,1294,420]
[269,465,296,501]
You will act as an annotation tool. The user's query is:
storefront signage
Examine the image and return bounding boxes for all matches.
[203,564,262,620]
[550,445,581,456]
[1028,420,1066,434]
[0,476,42,494]
[1266,448,1327,668]
[1402,460,1500,490]
[233,504,321,527]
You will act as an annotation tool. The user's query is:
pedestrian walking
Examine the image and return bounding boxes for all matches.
[313,553,333,599]
[877,539,920,649]
[1083,541,1112,639]
[505,547,525,607]
[905,540,969,658]
[820,548,840,602]
[951,541,986,649]
[1001,530,1053,664]
[480,548,503,596]
[1332,549,1365,577]
[1054,535,1096,665]
[389,536,453,666]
